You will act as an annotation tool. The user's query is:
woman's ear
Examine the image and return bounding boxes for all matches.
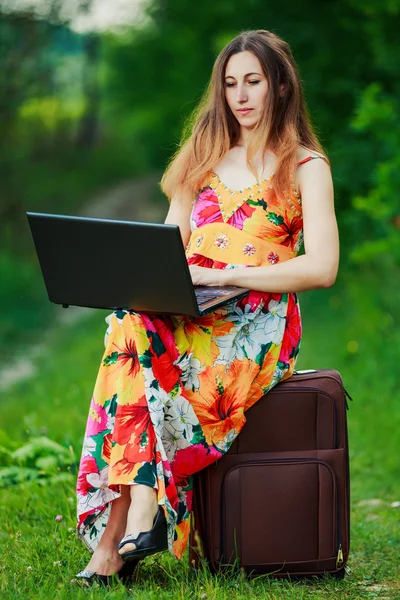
[279,83,286,97]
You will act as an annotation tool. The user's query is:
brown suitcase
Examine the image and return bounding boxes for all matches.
[189,369,351,578]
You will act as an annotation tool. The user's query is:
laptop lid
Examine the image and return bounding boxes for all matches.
[26,212,248,316]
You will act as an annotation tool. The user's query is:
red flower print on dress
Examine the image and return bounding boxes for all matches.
[147,315,180,364]
[110,457,140,481]
[102,433,113,463]
[227,202,256,230]
[279,294,302,363]
[268,251,279,265]
[77,455,98,496]
[172,443,222,486]
[111,339,140,378]
[112,399,157,471]
[123,423,156,464]
[150,349,181,393]
[259,215,303,250]
[192,188,222,228]
[243,243,256,256]
[187,254,214,268]
[200,187,218,202]
[113,396,152,447]
[279,216,303,247]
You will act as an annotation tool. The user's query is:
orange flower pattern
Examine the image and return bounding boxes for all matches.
[76,170,303,560]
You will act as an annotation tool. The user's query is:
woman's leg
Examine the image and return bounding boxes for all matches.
[118,483,159,556]
[82,483,159,573]
[83,486,130,575]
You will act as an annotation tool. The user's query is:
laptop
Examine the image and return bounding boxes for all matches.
[26,212,250,317]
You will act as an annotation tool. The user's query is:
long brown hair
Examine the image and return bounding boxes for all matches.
[161,29,328,201]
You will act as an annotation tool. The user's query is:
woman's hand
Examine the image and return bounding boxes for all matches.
[189,265,227,287]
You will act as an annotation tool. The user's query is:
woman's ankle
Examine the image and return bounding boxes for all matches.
[130,483,158,508]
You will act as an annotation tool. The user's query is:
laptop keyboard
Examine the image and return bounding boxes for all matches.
[196,294,220,306]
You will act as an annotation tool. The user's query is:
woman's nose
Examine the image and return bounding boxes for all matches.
[236,84,248,102]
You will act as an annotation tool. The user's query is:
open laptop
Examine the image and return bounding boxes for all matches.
[26,212,250,316]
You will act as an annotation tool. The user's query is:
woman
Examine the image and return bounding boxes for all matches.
[75,29,339,585]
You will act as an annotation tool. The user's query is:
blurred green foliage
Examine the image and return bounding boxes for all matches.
[0,0,399,356]
[0,434,76,488]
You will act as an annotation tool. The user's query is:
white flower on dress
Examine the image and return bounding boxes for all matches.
[150,407,165,436]
[81,436,97,457]
[174,353,204,392]
[253,298,287,346]
[79,467,118,512]
[242,243,256,256]
[214,427,238,453]
[173,352,190,378]
[293,230,304,253]
[214,233,230,249]
[162,420,191,461]
[104,313,114,346]
[214,303,265,367]
[226,302,259,326]
[77,505,111,552]
[212,333,237,367]
[270,361,289,388]
[165,396,199,443]
[142,368,171,439]
[106,413,114,432]
[184,358,203,391]
[223,264,248,270]
[86,468,108,491]
[156,458,167,482]
[144,369,170,412]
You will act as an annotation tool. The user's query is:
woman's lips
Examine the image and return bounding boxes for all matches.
[237,109,253,116]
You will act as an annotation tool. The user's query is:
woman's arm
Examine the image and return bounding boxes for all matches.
[189,159,339,293]
[164,186,193,248]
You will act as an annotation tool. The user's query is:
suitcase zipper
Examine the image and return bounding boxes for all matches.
[336,543,344,569]
[343,388,354,410]
[294,370,354,411]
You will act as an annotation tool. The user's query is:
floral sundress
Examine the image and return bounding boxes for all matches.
[76,160,308,560]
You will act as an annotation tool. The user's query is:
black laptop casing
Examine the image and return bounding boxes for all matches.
[27,213,249,316]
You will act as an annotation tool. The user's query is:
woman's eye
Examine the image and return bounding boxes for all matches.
[225,80,260,87]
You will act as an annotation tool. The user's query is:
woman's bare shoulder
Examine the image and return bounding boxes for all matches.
[296,145,328,163]
[295,146,332,197]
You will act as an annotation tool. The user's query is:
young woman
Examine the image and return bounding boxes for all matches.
[75,29,339,585]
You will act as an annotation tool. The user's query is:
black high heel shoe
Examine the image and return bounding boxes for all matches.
[75,559,138,587]
[118,506,168,562]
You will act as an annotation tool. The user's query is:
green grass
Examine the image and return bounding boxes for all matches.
[0,268,399,599]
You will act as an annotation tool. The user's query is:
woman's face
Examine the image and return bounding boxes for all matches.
[224,51,269,129]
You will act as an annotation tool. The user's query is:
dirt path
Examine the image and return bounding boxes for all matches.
[0,173,168,391]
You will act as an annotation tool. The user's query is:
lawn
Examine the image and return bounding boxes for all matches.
[0,268,399,599]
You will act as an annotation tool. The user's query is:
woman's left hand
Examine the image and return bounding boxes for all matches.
[189,265,227,287]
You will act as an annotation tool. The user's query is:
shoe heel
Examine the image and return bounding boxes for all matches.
[118,506,168,562]
[154,508,168,551]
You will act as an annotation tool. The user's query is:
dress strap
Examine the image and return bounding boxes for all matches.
[297,155,327,166]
